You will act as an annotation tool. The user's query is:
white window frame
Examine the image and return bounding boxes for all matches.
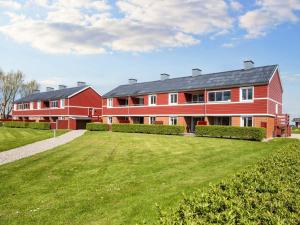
[169,116,178,125]
[60,99,65,108]
[208,90,231,103]
[241,116,253,127]
[37,101,41,109]
[149,116,156,124]
[108,117,113,124]
[50,100,58,108]
[107,98,113,108]
[275,103,279,114]
[14,104,17,111]
[240,86,254,102]
[168,93,178,105]
[148,95,157,106]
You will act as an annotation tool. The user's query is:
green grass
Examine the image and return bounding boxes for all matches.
[0,132,297,225]
[292,128,300,134]
[0,128,68,152]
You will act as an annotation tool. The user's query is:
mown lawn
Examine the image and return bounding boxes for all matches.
[292,128,300,134]
[0,128,68,152]
[0,132,296,225]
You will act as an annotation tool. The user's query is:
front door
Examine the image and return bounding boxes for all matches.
[191,117,205,132]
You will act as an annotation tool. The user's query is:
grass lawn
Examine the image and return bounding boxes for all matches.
[0,128,68,152]
[292,128,300,134]
[0,132,297,225]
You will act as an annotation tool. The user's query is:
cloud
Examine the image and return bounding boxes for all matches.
[239,0,300,38]
[221,43,235,48]
[282,73,300,81]
[229,0,243,11]
[0,0,233,54]
[0,0,22,10]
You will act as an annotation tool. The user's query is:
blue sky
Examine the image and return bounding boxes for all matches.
[0,0,299,118]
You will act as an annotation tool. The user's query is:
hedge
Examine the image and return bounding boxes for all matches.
[86,123,109,131]
[195,125,266,141]
[28,122,50,130]
[112,124,185,135]
[158,141,300,224]
[3,121,50,130]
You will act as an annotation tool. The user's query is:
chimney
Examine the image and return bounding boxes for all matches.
[77,81,86,87]
[58,85,67,90]
[192,68,202,76]
[244,60,254,69]
[46,87,54,92]
[128,78,137,84]
[33,89,40,94]
[160,73,170,80]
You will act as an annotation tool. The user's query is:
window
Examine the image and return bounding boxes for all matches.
[50,101,58,108]
[241,117,253,127]
[30,102,34,110]
[241,87,253,101]
[23,103,30,109]
[149,116,156,124]
[169,93,178,104]
[60,99,65,108]
[149,95,157,105]
[37,101,41,109]
[208,91,231,102]
[169,116,178,125]
[17,104,23,110]
[192,93,204,103]
[108,117,113,124]
[107,98,113,108]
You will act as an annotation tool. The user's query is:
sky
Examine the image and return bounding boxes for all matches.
[0,0,299,118]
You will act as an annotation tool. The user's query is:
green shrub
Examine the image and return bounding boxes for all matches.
[86,123,109,131]
[195,125,266,141]
[158,141,300,224]
[28,122,50,130]
[3,121,50,130]
[0,121,3,127]
[3,121,29,128]
[112,124,185,135]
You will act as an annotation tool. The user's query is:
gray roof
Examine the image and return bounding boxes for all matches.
[103,65,278,98]
[14,86,88,103]
[293,118,300,122]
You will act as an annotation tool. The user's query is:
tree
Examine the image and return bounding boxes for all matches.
[20,80,40,98]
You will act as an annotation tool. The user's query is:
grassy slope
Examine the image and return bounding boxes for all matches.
[0,132,295,225]
[0,128,68,152]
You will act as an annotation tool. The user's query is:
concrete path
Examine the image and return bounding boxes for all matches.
[0,130,86,165]
[291,134,300,139]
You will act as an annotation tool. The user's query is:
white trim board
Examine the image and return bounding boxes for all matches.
[103,113,276,117]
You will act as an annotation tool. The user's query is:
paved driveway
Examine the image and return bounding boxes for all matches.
[0,130,86,165]
[291,134,300,139]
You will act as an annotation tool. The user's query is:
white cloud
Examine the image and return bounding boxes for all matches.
[221,43,235,48]
[230,0,243,11]
[0,0,233,54]
[0,0,22,10]
[282,73,300,81]
[239,0,300,38]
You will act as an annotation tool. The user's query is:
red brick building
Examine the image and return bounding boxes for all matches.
[12,82,102,129]
[102,61,285,138]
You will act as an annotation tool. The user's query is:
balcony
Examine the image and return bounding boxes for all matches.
[183,92,205,104]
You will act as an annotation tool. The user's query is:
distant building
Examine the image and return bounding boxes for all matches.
[294,118,300,128]
[102,61,288,138]
[12,82,102,129]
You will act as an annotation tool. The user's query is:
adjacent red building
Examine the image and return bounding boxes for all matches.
[102,61,287,138]
[12,82,102,129]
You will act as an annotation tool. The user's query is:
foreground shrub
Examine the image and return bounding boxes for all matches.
[28,122,50,130]
[86,123,109,131]
[158,140,300,224]
[0,122,3,127]
[3,121,29,128]
[112,124,185,135]
[195,125,265,141]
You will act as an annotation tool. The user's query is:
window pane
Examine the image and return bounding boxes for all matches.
[248,88,253,100]
[216,92,222,101]
[248,117,253,127]
[242,89,247,100]
[223,91,231,101]
[209,92,215,101]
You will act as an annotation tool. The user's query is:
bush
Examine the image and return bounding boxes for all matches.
[112,124,185,135]
[28,122,50,130]
[86,123,109,131]
[0,121,3,127]
[3,121,29,128]
[158,141,300,224]
[3,121,50,130]
[195,125,266,141]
